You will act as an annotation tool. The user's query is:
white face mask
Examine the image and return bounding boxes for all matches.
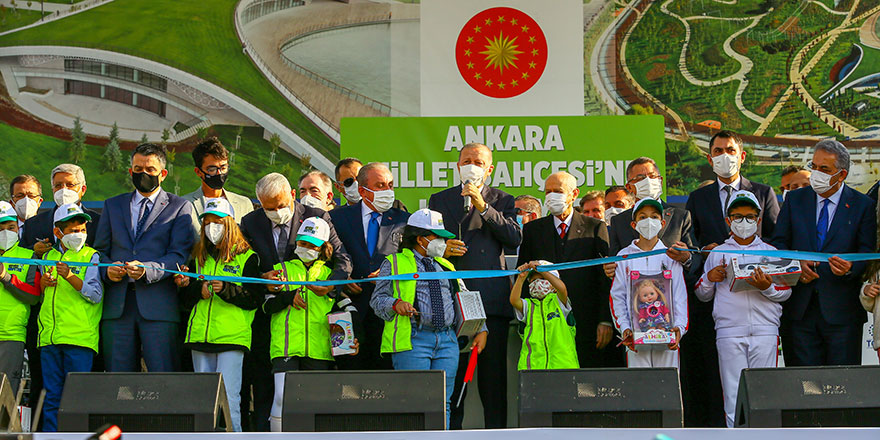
[265,206,292,226]
[14,197,39,220]
[544,192,569,216]
[343,181,361,203]
[730,218,758,240]
[809,169,842,195]
[605,207,625,224]
[54,188,80,206]
[60,232,87,252]
[295,245,320,263]
[711,153,740,179]
[423,237,447,258]
[301,194,326,210]
[633,177,663,200]
[204,222,225,245]
[635,217,662,240]
[363,187,395,213]
[529,278,554,300]
[0,229,18,251]
[459,164,485,186]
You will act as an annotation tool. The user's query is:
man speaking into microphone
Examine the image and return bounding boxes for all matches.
[428,142,521,429]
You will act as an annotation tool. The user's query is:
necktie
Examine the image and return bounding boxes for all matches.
[722,185,732,213]
[558,222,567,239]
[135,198,152,238]
[367,211,380,257]
[276,224,288,261]
[421,258,446,329]
[817,199,829,249]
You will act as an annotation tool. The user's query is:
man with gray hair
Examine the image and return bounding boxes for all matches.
[240,172,352,430]
[298,170,335,212]
[771,139,876,366]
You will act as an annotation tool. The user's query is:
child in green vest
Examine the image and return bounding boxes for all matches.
[0,201,40,396]
[264,216,361,432]
[173,198,261,432]
[38,203,103,432]
[511,260,579,370]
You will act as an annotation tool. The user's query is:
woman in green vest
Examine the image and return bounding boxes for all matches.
[510,260,579,370]
[370,208,488,429]
[0,201,40,396]
[173,198,261,432]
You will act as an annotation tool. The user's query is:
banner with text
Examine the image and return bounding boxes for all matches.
[340,115,666,209]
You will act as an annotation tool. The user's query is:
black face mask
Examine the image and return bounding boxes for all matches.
[131,171,160,193]
[201,170,228,190]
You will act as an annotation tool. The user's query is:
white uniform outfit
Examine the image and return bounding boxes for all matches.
[609,240,688,368]
[696,235,791,427]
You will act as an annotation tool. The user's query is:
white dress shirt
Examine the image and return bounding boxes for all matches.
[131,190,160,232]
[552,209,574,237]
[717,176,741,214]
[816,184,844,226]
[17,220,24,239]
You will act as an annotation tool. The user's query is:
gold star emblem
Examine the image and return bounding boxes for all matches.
[479,31,523,73]
[521,25,529,33]
[498,82,506,89]
[485,79,493,87]
[531,49,539,56]
[467,62,474,69]
[464,49,472,57]
[529,36,536,44]
[497,16,505,23]
[467,36,474,44]
[510,18,518,26]
[522,72,530,79]
[474,73,481,79]
[529,61,536,69]
[485,18,493,25]
[474,25,481,33]
[511,79,518,87]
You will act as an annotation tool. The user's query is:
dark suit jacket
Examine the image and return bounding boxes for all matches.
[770,185,876,325]
[517,213,611,342]
[21,205,101,249]
[93,189,197,322]
[240,201,352,280]
[686,177,780,247]
[608,201,701,285]
[429,185,521,318]
[329,202,409,313]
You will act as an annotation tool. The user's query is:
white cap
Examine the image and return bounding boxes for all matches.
[296,216,330,247]
[53,203,91,225]
[0,201,15,223]
[406,208,455,238]
[200,198,234,220]
[726,190,761,214]
[535,260,560,279]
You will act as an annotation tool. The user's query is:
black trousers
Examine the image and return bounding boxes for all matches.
[679,300,725,427]
[241,311,274,431]
[449,316,509,429]
[786,295,863,366]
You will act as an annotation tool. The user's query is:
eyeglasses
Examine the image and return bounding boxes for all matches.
[342,178,355,188]
[11,192,40,201]
[807,162,837,174]
[202,164,229,174]
[627,174,661,184]
[729,214,758,223]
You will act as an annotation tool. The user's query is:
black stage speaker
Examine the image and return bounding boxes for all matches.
[519,368,683,428]
[282,370,445,431]
[57,373,231,432]
[0,373,21,432]
[736,366,880,427]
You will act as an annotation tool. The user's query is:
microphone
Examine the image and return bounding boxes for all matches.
[463,179,472,213]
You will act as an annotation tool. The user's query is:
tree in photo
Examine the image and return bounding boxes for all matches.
[141,133,149,144]
[161,128,171,145]
[69,116,87,164]
[103,122,124,172]
[268,132,280,165]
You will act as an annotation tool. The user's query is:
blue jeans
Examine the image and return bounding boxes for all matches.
[192,350,244,432]
[392,326,460,429]
[41,344,94,432]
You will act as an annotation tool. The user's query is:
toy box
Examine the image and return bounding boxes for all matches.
[455,290,486,351]
[328,311,356,356]
[726,257,801,293]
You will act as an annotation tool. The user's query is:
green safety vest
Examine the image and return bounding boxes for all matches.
[379,249,460,355]
[518,293,579,370]
[269,259,333,361]
[38,246,102,352]
[185,250,257,349]
[0,243,35,343]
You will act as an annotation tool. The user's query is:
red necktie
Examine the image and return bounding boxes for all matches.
[559,223,567,239]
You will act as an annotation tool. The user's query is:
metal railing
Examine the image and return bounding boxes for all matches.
[240,0,305,25]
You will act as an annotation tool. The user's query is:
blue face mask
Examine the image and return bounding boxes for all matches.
[516,214,524,226]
